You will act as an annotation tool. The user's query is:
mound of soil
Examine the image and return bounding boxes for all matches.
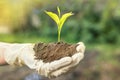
[33,42,78,63]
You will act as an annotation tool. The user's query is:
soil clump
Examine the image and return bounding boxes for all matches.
[33,42,78,63]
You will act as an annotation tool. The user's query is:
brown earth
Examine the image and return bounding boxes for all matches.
[33,42,78,63]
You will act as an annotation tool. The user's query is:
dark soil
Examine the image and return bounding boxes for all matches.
[33,42,78,63]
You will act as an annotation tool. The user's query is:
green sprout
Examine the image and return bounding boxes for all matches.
[45,7,73,42]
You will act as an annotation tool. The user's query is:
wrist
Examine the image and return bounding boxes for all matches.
[0,48,7,65]
[3,43,34,66]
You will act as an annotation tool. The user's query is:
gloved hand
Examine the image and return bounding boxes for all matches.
[2,42,85,78]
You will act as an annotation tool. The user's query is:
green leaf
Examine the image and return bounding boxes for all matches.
[57,6,60,17]
[45,11,59,25]
[59,12,73,29]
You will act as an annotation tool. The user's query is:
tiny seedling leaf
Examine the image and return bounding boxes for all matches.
[59,12,73,29]
[57,6,61,18]
[45,11,59,25]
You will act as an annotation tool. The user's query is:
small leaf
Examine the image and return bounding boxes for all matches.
[59,12,73,29]
[45,11,59,25]
[57,6,61,18]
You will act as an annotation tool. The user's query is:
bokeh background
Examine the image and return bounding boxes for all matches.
[0,0,120,80]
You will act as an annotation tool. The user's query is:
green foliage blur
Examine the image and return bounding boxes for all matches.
[0,0,120,44]
[33,0,120,44]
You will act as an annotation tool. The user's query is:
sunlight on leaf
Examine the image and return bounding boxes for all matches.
[45,11,59,25]
[60,12,73,29]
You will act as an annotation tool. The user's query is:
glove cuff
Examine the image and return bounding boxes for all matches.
[4,43,35,66]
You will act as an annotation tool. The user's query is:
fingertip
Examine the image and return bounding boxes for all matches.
[71,53,84,65]
[76,42,85,53]
[77,42,84,45]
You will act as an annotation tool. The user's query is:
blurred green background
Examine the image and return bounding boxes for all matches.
[0,0,120,80]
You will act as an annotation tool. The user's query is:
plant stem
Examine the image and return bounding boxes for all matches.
[58,29,61,42]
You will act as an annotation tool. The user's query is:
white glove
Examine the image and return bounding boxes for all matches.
[2,42,85,78]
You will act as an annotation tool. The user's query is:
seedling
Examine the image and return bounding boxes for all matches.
[45,7,73,42]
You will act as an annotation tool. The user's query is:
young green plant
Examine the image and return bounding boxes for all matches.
[45,7,73,42]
